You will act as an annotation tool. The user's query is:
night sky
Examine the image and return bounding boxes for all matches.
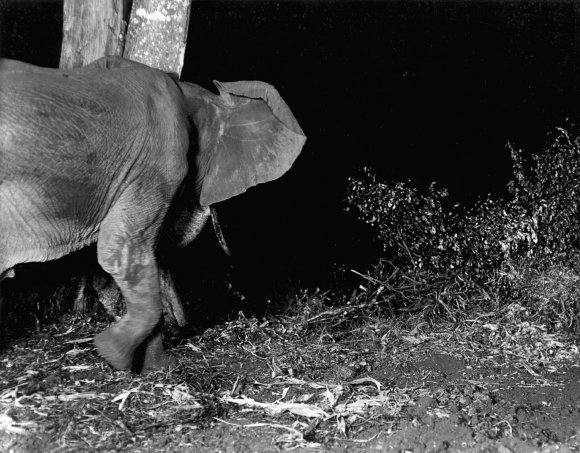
[0,1,577,319]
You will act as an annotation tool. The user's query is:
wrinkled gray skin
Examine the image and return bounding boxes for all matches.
[0,56,305,372]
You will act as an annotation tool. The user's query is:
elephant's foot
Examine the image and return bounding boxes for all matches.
[134,330,176,374]
[94,326,136,371]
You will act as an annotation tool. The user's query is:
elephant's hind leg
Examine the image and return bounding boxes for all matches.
[133,325,175,374]
[94,189,171,371]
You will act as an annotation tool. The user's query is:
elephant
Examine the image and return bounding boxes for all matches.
[0,55,306,372]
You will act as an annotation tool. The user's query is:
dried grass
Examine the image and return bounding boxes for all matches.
[1,275,579,451]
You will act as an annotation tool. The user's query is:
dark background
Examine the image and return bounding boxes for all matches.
[0,1,577,322]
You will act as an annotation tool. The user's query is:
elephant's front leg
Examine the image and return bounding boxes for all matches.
[94,190,172,372]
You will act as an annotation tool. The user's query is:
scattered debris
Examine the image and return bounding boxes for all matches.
[1,302,579,451]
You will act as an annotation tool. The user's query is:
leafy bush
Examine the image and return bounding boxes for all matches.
[346,127,580,322]
[345,175,452,271]
[507,128,580,266]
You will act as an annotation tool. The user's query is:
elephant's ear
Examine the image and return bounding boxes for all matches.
[199,80,306,206]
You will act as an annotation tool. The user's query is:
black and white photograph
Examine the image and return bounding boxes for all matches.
[0,0,578,451]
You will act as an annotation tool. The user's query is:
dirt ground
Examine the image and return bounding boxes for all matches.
[0,312,579,452]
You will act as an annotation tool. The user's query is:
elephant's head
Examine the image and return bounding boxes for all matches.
[178,80,306,206]
[87,55,306,207]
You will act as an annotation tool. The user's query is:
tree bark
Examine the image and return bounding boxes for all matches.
[60,0,126,69]
[123,0,191,75]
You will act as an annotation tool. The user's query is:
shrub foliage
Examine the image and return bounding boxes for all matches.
[346,128,580,328]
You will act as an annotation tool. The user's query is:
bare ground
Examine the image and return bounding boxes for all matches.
[0,308,579,452]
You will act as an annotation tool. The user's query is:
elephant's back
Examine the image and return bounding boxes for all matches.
[0,60,186,172]
[0,61,149,182]
[0,61,132,147]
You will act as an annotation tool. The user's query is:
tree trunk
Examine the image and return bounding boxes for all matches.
[60,0,126,69]
[124,0,191,75]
